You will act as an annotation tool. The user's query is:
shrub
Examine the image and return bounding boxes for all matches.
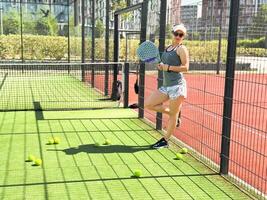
[237,37,266,48]
[3,10,20,35]
[0,35,266,61]
[35,16,59,36]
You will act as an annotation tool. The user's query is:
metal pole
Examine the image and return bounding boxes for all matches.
[138,1,148,119]
[67,0,70,63]
[81,0,85,81]
[220,0,240,175]
[49,0,52,12]
[91,0,95,62]
[210,0,214,40]
[123,62,129,108]
[74,0,78,26]
[125,33,128,62]
[105,0,109,62]
[156,0,167,130]
[111,13,119,100]
[20,0,24,63]
[91,0,95,87]
[0,3,3,35]
[104,0,109,96]
[113,14,119,62]
[81,0,85,63]
[111,3,144,101]
[114,3,143,15]
[216,0,223,75]
[204,6,208,41]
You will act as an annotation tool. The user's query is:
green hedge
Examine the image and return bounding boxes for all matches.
[237,37,266,48]
[0,35,68,60]
[0,35,266,62]
[0,35,21,59]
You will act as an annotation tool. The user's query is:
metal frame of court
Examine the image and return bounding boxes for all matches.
[112,2,148,114]
[113,1,266,199]
[112,0,237,176]
[0,0,265,199]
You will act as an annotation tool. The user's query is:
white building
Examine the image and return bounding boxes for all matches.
[180,4,202,33]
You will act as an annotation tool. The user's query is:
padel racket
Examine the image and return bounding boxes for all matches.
[136,41,161,63]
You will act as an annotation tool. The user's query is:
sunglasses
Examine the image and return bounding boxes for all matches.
[173,31,184,37]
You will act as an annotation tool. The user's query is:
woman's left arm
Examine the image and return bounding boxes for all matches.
[169,46,189,72]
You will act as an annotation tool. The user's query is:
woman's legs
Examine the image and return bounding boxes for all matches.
[165,96,185,140]
[145,90,185,148]
[144,90,169,114]
[145,90,184,139]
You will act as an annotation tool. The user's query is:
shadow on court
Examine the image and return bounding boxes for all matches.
[48,144,153,155]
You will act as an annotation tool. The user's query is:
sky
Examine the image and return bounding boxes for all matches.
[181,0,202,6]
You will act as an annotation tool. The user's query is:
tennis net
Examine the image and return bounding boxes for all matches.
[0,63,125,111]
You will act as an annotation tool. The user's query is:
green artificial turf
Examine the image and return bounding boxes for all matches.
[0,75,118,111]
[0,109,252,200]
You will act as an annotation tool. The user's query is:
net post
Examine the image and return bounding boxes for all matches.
[91,64,95,88]
[81,64,85,82]
[138,1,148,118]
[104,65,109,96]
[123,63,129,108]
[220,0,240,175]
[156,0,167,130]
[138,62,145,118]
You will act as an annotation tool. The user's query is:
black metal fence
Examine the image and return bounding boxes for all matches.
[120,0,266,199]
[0,0,266,199]
[143,1,266,199]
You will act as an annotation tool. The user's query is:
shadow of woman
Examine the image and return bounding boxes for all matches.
[48,144,153,155]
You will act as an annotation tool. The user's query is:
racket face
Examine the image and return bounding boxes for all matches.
[136,41,160,63]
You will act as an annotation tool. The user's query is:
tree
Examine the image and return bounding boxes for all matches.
[23,10,37,34]
[35,18,50,35]
[111,0,125,11]
[95,19,104,38]
[3,9,20,35]
[165,24,173,39]
[62,15,76,37]
[111,0,131,20]
[35,15,58,36]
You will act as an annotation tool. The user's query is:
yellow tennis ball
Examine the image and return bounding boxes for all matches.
[48,138,54,145]
[53,137,60,144]
[103,139,111,145]
[180,148,188,154]
[34,159,42,166]
[28,155,35,162]
[176,153,184,160]
[133,170,142,178]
